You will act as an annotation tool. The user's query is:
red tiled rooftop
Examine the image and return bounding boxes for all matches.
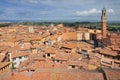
[11,52,29,59]
[57,24,64,28]
[0,45,10,51]
[30,69,104,80]
[61,43,77,49]
[68,60,82,66]
[44,60,54,68]
[104,69,120,80]
[45,46,56,54]
[12,73,30,80]
[111,46,120,51]
[30,61,45,70]
[55,51,69,61]
[51,71,104,80]
[69,52,81,60]
[60,32,77,41]
[46,34,58,41]
[77,42,93,48]
[99,49,118,56]
[32,72,51,80]
[81,46,93,51]
[0,62,10,69]
[0,54,6,62]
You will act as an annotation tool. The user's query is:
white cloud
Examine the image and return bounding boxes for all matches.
[107,9,114,13]
[76,8,100,16]
[76,8,114,16]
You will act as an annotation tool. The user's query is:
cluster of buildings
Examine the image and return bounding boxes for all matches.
[0,8,120,80]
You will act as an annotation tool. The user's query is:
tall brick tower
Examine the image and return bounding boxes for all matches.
[101,8,107,38]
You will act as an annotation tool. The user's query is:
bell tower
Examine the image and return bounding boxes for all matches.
[101,8,107,38]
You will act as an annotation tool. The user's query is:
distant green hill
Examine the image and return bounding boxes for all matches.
[0,21,120,32]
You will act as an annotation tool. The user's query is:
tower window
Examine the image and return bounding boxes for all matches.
[104,13,106,16]
[47,53,50,57]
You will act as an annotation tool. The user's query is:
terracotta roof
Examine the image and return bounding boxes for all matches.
[77,42,93,48]
[11,52,29,59]
[88,59,100,66]
[8,46,21,52]
[12,73,30,80]
[9,43,33,52]
[61,43,77,49]
[46,35,58,41]
[19,60,29,68]
[33,57,45,61]
[57,24,64,28]
[0,62,10,69]
[30,61,45,70]
[31,69,104,80]
[5,38,23,42]
[29,59,54,70]
[111,46,120,51]
[0,45,10,51]
[54,62,68,69]
[29,37,42,41]
[32,72,51,80]
[55,51,69,61]
[60,32,77,41]
[45,46,56,54]
[68,60,83,66]
[104,69,120,80]
[69,52,81,60]
[44,60,54,68]
[22,34,42,41]
[0,54,6,62]
[41,31,50,38]
[18,43,33,50]
[99,49,118,56]
[81,46,93,51]
[52,71,104,80]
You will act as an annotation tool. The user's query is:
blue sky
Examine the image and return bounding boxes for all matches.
[0,0,120,21]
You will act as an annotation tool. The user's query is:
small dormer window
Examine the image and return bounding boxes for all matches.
[72,65,75,68]
[57,60,59,63]
[13,58,16,61]
[19,57,22,59]
[47,53,50,57]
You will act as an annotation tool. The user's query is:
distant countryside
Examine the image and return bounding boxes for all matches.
[0,21,120,32]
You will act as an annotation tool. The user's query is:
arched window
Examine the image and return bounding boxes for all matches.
[104,12,106,16]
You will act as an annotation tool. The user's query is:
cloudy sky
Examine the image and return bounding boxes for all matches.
[0,0,120,21]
